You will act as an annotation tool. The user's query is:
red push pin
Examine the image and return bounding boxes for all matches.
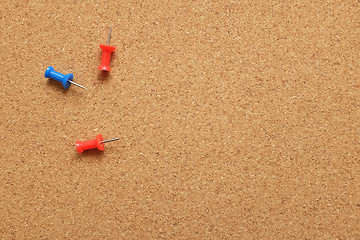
[98,27,116,71]
[76,134,120,153]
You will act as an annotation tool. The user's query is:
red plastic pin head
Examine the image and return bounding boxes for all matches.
[76,134,105,153]
[98,27,116,72]
[98,45,116,71]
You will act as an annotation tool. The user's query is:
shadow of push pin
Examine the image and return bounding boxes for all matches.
[98,27,116,72]
[45,66,87,90]
[76,134,121,153]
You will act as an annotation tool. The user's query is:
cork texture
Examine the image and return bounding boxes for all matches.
[0,0,359,239]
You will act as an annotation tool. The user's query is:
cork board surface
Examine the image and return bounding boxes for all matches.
[1,0,359,239]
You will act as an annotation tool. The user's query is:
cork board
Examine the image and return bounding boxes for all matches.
[0,0,359,239]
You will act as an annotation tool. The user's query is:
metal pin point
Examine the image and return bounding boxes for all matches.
[68,80,87,89]
[100,137,121,144]
[107,27,112,45]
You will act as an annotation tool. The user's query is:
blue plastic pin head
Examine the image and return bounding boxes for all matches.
[44,66,86,90]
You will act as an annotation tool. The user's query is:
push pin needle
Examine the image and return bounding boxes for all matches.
[76,134,120,153]
[107,27,112,45]
[68,80,87,89]
[100,137,121,144]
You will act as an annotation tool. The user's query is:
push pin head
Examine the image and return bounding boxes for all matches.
[44,66,86,90]
[76,134,120,153]
[45,66,72,89]
[76,134,104,153]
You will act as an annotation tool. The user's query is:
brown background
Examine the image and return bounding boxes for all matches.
[0,0,359,239]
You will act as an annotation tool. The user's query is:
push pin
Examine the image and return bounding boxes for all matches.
[44,66,86,90]
[76,134,120,153]
[98,27,116,71]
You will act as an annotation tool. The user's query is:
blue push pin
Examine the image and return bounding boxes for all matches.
[44,66,86,90]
